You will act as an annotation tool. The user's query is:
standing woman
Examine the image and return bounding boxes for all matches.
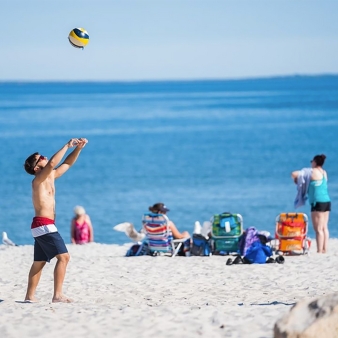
[291,154,331,253]
[71,206,94,244]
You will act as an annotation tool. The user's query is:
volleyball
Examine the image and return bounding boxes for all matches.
[68,28,89,49]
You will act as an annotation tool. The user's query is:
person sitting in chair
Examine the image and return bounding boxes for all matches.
[148,202,191,256]
[148,203,190,240]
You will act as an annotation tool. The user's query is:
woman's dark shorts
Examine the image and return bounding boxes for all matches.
[311,202,331,212]
[34,232,68,262]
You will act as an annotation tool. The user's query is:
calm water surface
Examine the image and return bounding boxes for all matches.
[0,76,337,245]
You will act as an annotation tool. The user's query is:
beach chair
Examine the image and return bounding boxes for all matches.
[272,212,311,255]
[210,212,244,255]
[142,213,189,257]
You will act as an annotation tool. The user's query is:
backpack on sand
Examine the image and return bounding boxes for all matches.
[243,241,273,264]
[191,234,211,256]
[126,242,150,257]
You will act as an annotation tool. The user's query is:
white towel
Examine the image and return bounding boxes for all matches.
[202,221,212,239]
[193,221,202,234]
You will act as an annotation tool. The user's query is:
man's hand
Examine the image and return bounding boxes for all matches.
[67,138,80,148]
[76,138,88,149]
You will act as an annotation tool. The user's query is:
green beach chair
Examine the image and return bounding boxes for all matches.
[211,212,244,255]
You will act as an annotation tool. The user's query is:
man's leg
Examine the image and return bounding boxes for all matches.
[52,252,72,303]
[24,261,46,302]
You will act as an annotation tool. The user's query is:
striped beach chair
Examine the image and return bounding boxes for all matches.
[142,213,188,257]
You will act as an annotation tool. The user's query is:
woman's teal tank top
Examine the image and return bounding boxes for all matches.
[308,173,330,205]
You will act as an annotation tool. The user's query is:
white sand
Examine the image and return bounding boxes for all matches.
[1,239,338,338]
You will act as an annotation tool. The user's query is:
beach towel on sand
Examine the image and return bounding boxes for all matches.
[239,227,260,256]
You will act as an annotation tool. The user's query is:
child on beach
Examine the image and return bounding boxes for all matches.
[23,138,88,303]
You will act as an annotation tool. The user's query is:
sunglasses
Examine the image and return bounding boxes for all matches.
[34,155,46,168]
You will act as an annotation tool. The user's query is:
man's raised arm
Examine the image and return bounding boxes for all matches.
[55,138,88,178]
[34,139,79,184]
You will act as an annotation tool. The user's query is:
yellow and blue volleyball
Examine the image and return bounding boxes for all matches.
[68,28,89,49]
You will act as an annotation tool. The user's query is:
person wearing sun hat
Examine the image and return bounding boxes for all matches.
[148,203,190,240]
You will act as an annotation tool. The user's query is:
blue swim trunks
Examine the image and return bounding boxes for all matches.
[34,232,68,262]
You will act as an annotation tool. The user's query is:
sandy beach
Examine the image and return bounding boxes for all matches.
[1,239,338,338]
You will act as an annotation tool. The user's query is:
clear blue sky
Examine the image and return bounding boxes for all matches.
[1,0,337,81]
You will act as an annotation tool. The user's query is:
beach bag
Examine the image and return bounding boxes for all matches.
[243,241,273,264]
[191,234,211,256]
[126,242,150,257]
[239,227,260,256]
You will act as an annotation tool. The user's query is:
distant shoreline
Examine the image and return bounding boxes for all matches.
[1,73,338,84]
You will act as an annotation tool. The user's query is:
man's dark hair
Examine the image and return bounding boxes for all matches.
[24,152,38,175]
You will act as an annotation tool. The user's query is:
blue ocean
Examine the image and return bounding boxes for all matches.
[0,76,337,245]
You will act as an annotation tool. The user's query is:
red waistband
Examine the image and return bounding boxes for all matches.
[31,217,55,229]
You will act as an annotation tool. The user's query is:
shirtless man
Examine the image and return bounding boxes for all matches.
[23,138,88,303]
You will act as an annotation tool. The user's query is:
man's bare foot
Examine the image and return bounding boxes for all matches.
[52,295,73,303]
[23,298,38,303]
